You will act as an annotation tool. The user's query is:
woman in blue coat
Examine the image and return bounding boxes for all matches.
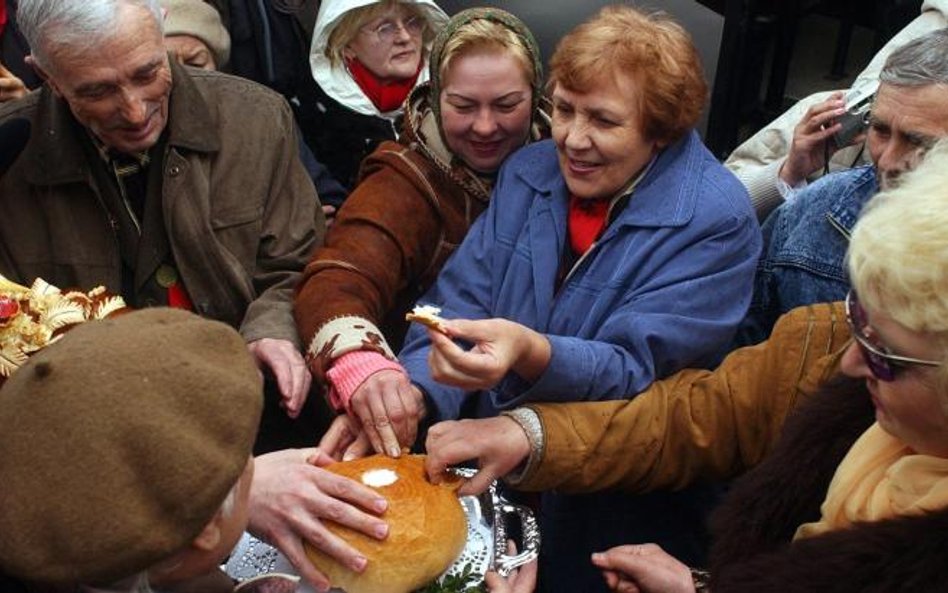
[400,6,760,429]
[326,6,761,592]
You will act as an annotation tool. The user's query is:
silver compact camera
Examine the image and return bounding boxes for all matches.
[832,80,878,148]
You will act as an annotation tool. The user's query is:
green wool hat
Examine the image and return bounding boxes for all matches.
[0,308,262,585]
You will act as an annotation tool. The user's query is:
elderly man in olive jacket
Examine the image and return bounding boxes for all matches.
[0,0,324,423]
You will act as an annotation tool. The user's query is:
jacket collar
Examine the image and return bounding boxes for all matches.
[163,60,220,154]
[515,131,707,229]
[21,58,219,186]
[825,165,877,237]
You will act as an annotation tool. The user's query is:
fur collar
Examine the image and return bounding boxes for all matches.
[708,376,948,591]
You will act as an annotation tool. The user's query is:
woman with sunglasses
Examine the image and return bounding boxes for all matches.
[306,0,448,193]
[425,141,948,592]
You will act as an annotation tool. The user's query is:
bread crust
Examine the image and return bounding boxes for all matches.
[304,455,468,593]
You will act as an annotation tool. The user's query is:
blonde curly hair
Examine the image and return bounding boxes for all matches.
[848,138,948,393]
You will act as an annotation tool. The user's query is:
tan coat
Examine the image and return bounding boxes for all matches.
[516,302,851,493]
[0,62,322,345]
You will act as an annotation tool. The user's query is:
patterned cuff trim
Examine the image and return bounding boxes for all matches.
[307,316,395,365]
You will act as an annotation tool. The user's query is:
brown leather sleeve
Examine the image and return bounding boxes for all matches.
[294,143,447,379]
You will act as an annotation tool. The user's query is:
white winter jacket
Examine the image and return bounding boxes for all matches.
[308,0,449,120]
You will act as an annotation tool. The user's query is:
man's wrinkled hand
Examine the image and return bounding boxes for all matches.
[247,448,390,592]
[247,338,312,419]
[780,91,848,186]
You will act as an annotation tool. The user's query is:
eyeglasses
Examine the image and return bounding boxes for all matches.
[844,289,942,382]
[361,15,426,44]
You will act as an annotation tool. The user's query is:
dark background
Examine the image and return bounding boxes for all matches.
[436,0,724,137]
[435,0,922,157]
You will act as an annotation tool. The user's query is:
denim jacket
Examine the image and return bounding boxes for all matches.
[737,165,877,345]
[400,134,761,422]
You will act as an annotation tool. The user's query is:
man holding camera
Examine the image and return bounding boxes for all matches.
[737,27,948,346]
[725,0,948,221]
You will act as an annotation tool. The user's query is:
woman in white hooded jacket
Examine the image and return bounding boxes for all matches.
[307,0,449,191]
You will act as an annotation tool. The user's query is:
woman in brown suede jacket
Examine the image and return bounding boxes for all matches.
[294,8,550,457]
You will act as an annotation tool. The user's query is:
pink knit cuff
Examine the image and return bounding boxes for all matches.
[326,350,407,413]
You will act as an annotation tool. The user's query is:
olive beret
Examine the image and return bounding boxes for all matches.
[0,308,262,585]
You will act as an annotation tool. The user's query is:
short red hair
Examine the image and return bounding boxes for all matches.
[548,5,707,144]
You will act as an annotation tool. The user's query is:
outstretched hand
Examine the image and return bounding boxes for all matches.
[247,338,312,419]
[427,318,550,391]
[247,448,390,592]
[484,542,537,593]
[346,369,425,458]
[319,414,373,462]
[592,544,695,593]
[425,416,531,496]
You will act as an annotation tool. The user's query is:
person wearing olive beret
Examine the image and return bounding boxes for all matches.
[0,308,262,592]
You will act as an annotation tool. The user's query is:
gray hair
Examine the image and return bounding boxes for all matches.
[880,27,948,87]
[18,0,163,68]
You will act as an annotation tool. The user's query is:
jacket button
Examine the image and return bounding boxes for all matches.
[169,165,181,176]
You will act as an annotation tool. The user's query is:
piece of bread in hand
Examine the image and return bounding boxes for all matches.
[405,304,448,334]
[304,454,467,593]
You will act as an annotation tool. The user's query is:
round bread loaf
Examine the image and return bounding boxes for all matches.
[304,454,467,593]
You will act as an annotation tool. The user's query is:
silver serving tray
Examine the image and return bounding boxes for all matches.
[225,468,540,591]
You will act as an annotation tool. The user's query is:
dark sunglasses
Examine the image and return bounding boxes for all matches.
[845,290,942,382]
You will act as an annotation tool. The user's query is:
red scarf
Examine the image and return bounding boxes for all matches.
[568,194,611,255]
[0,1,8,38]
[346,56,421,113]
[167,284,193,310]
